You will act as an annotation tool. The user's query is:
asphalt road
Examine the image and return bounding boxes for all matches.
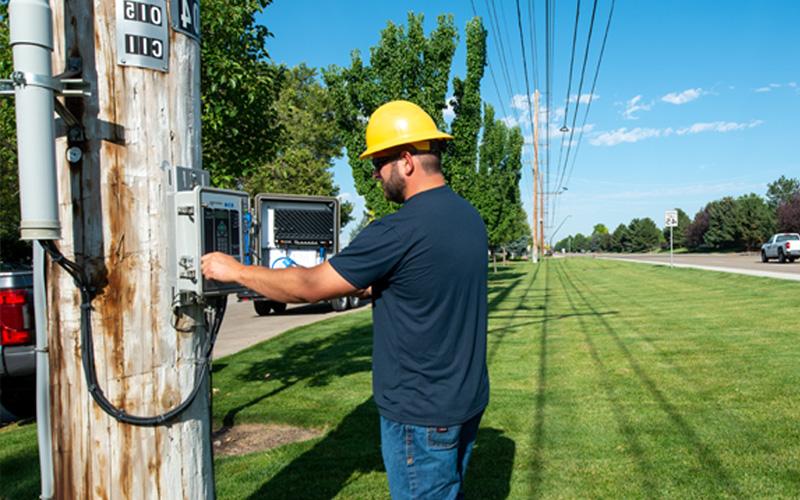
[591,252,800,281]
[213,299,369,359]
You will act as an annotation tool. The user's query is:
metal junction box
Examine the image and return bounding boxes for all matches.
[174,186,249,296]
[254,193,340,270]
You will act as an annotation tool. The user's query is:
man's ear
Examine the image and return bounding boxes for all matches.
[402,152,415,176]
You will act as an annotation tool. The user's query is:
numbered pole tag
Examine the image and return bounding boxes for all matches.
[116,0,169,71]
[171,0,201,41]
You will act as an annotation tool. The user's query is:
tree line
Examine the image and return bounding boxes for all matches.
[555,176,800,253]
[1,2,528,264]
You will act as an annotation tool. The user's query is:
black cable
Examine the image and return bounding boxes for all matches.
[527,0,540,92]
[554,0,581,201]
[40,240,226,427]
[561,0,616,196]
[469,0,510,119]
[484,0,515,98]
[556,0,598,194]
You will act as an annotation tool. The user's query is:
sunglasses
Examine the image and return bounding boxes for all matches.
[372,153,403,170]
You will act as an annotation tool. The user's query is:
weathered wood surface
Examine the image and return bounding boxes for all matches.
[50,1,212,498]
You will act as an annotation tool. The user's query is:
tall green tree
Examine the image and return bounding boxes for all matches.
[611,223,629,252]
[476,105,527,266]
[766,175,800,210]
[445,17,486,201]
[201,0,283,187]
[324,13,459,218]
[244,64,353,225]
[703,197,740,250]
[626,218,661,252]
[735,193,774,250]
[590,223,611,252]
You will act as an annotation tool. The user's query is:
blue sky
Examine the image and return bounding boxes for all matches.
[257,1,800,244]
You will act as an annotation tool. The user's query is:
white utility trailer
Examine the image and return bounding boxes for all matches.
[239,193,362,315]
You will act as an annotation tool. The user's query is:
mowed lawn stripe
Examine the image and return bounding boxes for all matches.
[1,258,799,499]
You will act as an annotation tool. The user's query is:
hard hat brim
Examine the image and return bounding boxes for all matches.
[359,130,454,160]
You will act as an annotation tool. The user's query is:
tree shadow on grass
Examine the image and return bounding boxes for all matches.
[218,324,373,429]
[0,430,40,499]
[247,398,516,500]
[248,398,382,499]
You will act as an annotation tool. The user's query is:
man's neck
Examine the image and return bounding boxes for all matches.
[404,175,446,201]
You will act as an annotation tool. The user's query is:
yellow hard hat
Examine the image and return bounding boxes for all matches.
[359,100,454,159]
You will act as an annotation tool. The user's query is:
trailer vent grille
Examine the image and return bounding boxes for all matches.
[274,208,335,243]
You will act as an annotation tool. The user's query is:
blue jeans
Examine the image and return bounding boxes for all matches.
[380,411,483,500]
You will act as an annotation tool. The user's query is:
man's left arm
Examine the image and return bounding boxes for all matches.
[201,252,363,303]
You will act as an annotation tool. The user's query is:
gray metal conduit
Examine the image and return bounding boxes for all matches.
[9,0,60,498]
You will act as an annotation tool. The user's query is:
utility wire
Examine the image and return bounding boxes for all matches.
[470,0,510,119]
[554,0,582,209]
[556,0,598,194]
[561,0,616,197]
[485,0,516,98]
[515,0,538,225]
[527,0,540,92]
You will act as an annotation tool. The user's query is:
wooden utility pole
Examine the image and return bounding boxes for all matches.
[49,2,212,498]
[532,90,540,262]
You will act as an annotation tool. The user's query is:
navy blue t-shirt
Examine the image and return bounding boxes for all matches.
[330,185,489,426]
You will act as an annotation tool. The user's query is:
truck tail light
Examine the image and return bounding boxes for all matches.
[786,242,791,250]
[0,289,35,346]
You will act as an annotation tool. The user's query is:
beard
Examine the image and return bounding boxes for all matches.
[382,164,406,204]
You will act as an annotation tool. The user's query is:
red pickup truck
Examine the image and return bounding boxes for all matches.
[0,265,36,422]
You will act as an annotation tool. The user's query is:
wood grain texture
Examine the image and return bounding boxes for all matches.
[50,1,212,498]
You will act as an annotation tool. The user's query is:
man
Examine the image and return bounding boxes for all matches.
[202,100,489,499]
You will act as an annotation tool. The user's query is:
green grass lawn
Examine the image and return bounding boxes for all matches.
[2,258,799,498]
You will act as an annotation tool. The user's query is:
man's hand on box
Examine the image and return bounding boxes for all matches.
[201,252,244,283]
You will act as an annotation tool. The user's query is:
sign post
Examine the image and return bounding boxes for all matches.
[665,210,678,268]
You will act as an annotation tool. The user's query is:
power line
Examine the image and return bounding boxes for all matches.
[560,0,581,132]
[485,0,516,98]
[554,0,582,207]
[561,0,616,196]
[527,0,540,92]
[556,0,598,194]
[515,0,536,139]
[471,0,511,119]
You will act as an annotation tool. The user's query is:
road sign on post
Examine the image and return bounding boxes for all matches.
[665,210,678,268]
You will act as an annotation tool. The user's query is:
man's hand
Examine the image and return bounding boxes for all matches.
[201,252,245,283]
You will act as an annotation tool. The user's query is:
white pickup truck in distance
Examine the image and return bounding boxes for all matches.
[761,233,800,263]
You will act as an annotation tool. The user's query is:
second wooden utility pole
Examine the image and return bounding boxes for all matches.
[48,2,213,498]
[532,90,540,263]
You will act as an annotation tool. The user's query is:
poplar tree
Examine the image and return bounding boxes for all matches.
[445,17,486,202]
[477,105,527,268]
[324,13,458,217]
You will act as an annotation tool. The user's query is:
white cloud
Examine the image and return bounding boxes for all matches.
[621,95,652,120]
[675,120,763,135]
[661,88,703,105]
[511,93,535,112]
[587,181,765,201]
[500,115,519,128]
[590,127,663,146]
[754,82,797,93]
[589,121,763,146]
[443,97,456,121]
[568,93,599,104]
